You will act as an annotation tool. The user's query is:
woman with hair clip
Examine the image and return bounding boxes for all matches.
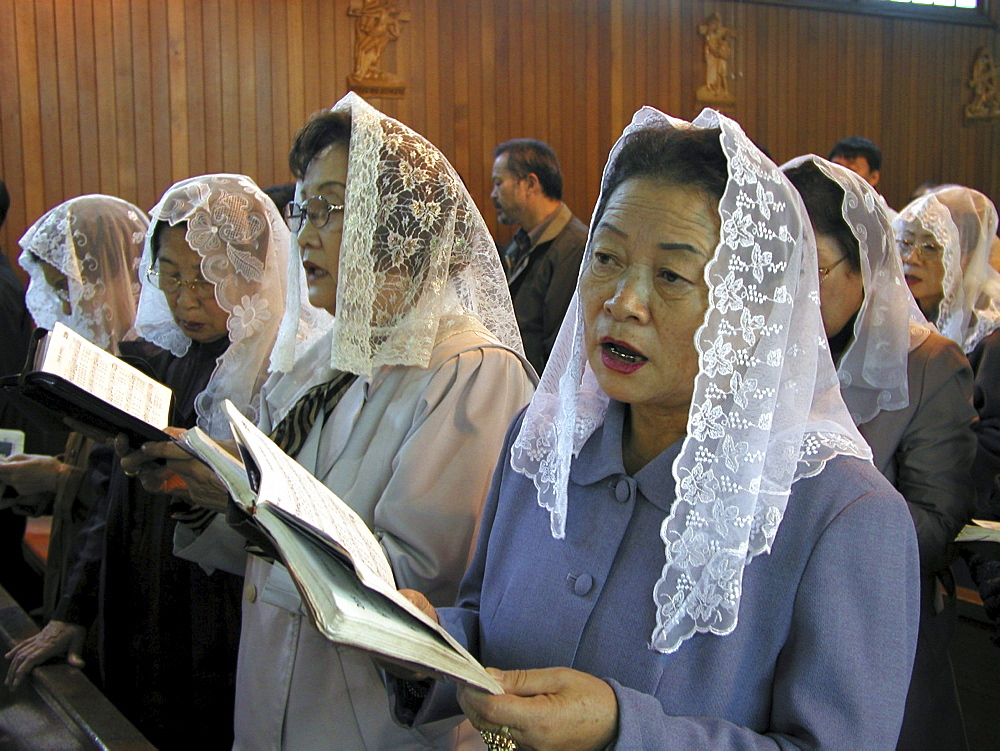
[391,108,920,750]
[5,175,295,749]
[129,93,536,749]
[0,195,146,621]
[783,157,976,751]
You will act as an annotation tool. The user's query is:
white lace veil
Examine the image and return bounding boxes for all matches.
[510,107,871,654]
[894,186,1000,354]
[18,195,146,354]
[133,174,292,438]
[271,92,523,397]
[781,156,931,425]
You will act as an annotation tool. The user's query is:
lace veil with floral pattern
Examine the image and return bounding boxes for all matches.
[894,186,1000,354]
[19,194,146,355]
[269,92,523,420]
[511,107,871,654]
[782,156,931,425]
[133,174,293,438]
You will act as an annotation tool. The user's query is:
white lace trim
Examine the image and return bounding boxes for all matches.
[18,195,146,354]
[511,107,871,654]
[134,174,293,438]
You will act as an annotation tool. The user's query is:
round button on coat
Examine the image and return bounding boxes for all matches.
[614,478,632,503]
[573,573,594,596]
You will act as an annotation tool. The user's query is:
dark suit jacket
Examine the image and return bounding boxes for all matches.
[857,330,976,751]
[505,204,587,374]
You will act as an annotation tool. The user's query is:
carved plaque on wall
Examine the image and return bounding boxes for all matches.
[965,47,1000,121]
[346,1,411,98]
[696,12,736,107]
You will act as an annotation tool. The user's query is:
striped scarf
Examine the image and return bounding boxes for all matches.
[269,370,359,457]
[174,370,357,534]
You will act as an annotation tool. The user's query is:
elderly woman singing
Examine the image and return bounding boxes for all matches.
[395,108,921,750]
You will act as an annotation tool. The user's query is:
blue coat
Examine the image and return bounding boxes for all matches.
[408,402,921,749]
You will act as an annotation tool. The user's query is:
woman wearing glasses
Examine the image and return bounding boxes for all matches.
[128,95,535,749]
[784,159,977,751]
[896,186,1000,651]
[5,175,296,749]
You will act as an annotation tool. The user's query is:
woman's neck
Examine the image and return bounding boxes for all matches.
[622,403,687,475]
[918,294,943,324]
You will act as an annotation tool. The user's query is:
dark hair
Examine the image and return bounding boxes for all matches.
[263,182,296,215]
[828,137,882,173]
[594,126,728,224]
[784,161,861,273]
[0,179,9,230]
[288,111,353,180]
[150,220,185,262]
[493,139,563,200]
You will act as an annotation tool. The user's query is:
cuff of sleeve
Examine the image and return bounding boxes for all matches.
[174,513,248,577]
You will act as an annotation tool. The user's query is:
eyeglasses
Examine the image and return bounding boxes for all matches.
[146,267,216,298]
[896,238,943,262]
[818,256,847,284]
[284,195,345,232]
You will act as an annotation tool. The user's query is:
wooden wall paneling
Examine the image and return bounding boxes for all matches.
[165,0,189,182]
[249,0,270,182]
[420,1,442,157]
[128,0,154,210]
[15,0,45,224]
[474,0,494,210]
[53,0,82,203]
[0,0,25,260]
[1,0,998,271]
[92,0,119,194]
[236,1,258,181]
[200,0,223,176]
[35,0,63,211]
[452,3,470,183]
[265,0,287,187]
[111,0,137,202]
[286,0,305,173]
[218,0,239,178]
[148,0,172,204]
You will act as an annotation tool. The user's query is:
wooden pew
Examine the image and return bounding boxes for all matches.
[0,584,153,750]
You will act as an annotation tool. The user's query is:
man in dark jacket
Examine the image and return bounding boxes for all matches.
[491,139,587,374]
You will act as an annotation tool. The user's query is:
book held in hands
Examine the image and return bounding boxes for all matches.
[0,322,173,444]
[180,400,502,695]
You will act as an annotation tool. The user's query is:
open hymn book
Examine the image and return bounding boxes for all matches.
[180,400,503,695]
[0,322,173,444]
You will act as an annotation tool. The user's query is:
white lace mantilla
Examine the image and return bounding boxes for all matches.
[512,107,871,654]
[19,194,146,354]
[134,174,293,438]
[896,187,1000,354]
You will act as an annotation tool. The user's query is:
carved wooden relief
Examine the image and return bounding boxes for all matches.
[347,1,411,98]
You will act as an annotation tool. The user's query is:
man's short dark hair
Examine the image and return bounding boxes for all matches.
[493,139,563,201]
[289,111,353,180]
[828,137,882,173]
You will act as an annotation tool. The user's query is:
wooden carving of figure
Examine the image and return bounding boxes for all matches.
[965,47,1000,120]
[349,0,410,82]
[697,13,736,105]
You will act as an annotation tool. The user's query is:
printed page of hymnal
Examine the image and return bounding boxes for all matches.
[217,400,503,694]
[37,322,171,429]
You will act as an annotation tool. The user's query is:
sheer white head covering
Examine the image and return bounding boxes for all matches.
[18,195,146,354]
[271,92,522,402]
[894,186,1000,354]
[133,174,292,438]
[781,156,932,425]
[511,107,871,654]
